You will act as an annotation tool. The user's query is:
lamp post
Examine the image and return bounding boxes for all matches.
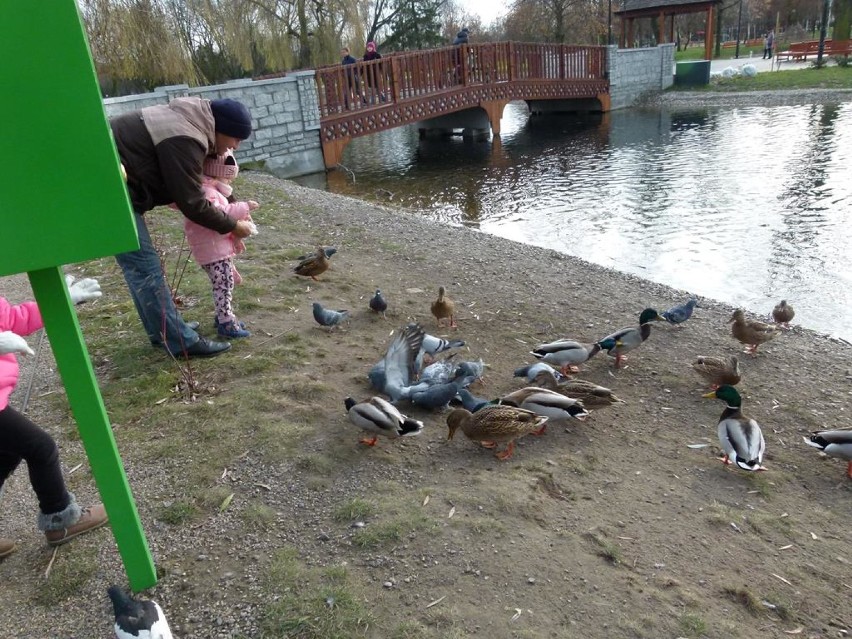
[734,0,743,58]
[608,0,613,45]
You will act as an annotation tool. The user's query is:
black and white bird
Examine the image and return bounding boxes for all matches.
[369,289,388,318]
[108,585,174,639]
[312,301,349,329]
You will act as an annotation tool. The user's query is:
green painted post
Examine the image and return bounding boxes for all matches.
[2,2,156,589]
[29,268,156,590]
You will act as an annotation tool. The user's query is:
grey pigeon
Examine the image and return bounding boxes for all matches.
[410,374,475,410]
[453,388,491,413]
[379,323,426,402]
[312,302,349,329]
[418,355,458,386]
[513,362,566,383]
[297,246,338,261]
[661,298,698,325]
[455,358,485,382]
[412,325,466,375]
[369,289,387,317]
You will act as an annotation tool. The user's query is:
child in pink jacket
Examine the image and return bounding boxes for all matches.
[0,280,108,559]
[182,151,259,339]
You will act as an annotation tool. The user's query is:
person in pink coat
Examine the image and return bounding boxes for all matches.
[0,278,108,559]
[180,151,259,338]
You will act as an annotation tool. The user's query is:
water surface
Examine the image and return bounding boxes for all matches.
[287,101,852,339]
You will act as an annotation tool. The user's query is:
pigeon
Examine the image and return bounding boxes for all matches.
[418,355,459,386]
[453,388,491,413]
[661,298,698,326]
[312,302,349,329]
[455,358,485,383]
[410,374,475,410]
[413,327,465,375]
[513,362,566,383]
[108,585,174,639]
[377,323,426,402]
[369,289,387,318]
[296,246,338,261]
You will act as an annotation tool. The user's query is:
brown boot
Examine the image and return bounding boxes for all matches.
[44,503,109,547]
[0,538,16,558]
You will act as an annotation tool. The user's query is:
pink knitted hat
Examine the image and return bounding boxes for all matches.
[203,150,239,180]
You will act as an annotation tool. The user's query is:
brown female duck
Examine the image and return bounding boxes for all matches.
[446,405,547,460]
[729,309,780,356]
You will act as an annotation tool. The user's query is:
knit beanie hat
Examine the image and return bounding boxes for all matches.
[210,98,253,140]
[204,150,239,180]
[366,41,377,53]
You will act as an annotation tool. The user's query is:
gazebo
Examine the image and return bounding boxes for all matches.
[614,0,724,62]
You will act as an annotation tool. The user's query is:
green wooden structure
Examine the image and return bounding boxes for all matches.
[1,2,156,590]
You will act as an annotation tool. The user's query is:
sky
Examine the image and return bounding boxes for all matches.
[459,0,508,26]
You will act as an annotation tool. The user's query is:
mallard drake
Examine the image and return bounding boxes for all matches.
[600,308,664,368]
[729,308,780,355]
[691,355,741,389]
[772,300,795,327]
[703,385,766,471]
[500,386,589,426]
[431,286,456,328]
[661,298,698,327]
[530,337,618,374]
[531,369,622,407]
[446,405,548,460]
[803,430,852,478]
[294,244,330,280]
[344,396,424,446]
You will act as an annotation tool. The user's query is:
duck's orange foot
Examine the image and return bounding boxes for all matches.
[531,425,547,436]
[846,461,852,479]
[719,454,732,465]
[495,441,516,460]
[359,437,378,446]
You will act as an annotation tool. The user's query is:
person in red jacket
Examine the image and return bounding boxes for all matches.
[0,280,108,559]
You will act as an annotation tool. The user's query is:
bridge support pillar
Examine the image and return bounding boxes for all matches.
[479,100,509,135]
[322,136,351,169]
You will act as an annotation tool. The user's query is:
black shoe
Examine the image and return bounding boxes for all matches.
[151,321,201,347]
[176,337,231,359]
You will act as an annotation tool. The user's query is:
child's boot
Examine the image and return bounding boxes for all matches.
[0,538,16,558]
[40,495,108,547]
[217,319,251,338]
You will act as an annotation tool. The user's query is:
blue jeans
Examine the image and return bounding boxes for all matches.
[115,212,199,354]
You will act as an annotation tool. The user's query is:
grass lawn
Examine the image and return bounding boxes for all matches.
[670,65,852,91]
[674,44,772,61]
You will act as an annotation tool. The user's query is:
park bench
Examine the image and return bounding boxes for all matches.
[776,39,852,62]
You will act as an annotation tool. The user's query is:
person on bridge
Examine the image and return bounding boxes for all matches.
[341,46,360,107]
[363,42,384,103]
[110,97,255,359]
[452,27,471,82]
[453,27,470,46]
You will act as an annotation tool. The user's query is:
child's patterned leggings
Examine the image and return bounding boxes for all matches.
[202,258,236,324]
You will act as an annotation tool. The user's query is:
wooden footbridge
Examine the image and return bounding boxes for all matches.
[315,42,610,167]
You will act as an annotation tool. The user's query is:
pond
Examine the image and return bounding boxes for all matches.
[287,100,852,340]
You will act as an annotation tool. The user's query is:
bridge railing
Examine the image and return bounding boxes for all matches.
[316,42,607,118]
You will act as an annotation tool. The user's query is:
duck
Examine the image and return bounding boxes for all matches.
[729,308,780,356]
[296,246,337,261]
[772,300,795,327]
[600,308,665,368]
[431,286,456,328]
[803,430,852,479]
[369,289,387,318]
[661,298,698,327]
[446,405,548,460]
[294,244,330,280]
[108,585,174,639]
[499,386,590,427]
[703,385,766,471]
[531,369,623,407]
[530,337,618,374]
[691,355,741,389]
[344,396,424,446]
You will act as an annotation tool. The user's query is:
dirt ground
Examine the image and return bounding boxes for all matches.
[1,171,850,638]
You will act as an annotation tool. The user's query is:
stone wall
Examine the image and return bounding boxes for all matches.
[607,44,675,110]
[103,72,324,178]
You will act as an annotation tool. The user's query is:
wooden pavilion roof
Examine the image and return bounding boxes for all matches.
[614,0,721,17]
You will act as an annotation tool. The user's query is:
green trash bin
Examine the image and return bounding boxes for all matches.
[675,60,711,86]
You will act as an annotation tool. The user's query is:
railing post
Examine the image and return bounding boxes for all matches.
[460,43,469,85]
[508,42,516,81]
[390,56,401,102]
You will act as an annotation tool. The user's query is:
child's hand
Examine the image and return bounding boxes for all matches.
[248,200,259,211]
[0,331,35,356]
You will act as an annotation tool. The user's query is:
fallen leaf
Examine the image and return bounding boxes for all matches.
[771,573,793,586]
[155,397,168,405]
[422,495,430,506]
[810,531,819,540]
[221,468,228,479]
[511,608,522,621]
[778,544,794,550]
[783,627,804,634]
[219,492,235,512]
[448,506,456,518]
[425,596,445,609]
[68,463,83,475]
[687,444,709,449]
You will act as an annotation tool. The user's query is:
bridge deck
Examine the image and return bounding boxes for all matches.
[316,42,610,167]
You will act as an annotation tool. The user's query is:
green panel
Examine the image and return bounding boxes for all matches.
[674,61,711,86]
[0,1,138,277]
